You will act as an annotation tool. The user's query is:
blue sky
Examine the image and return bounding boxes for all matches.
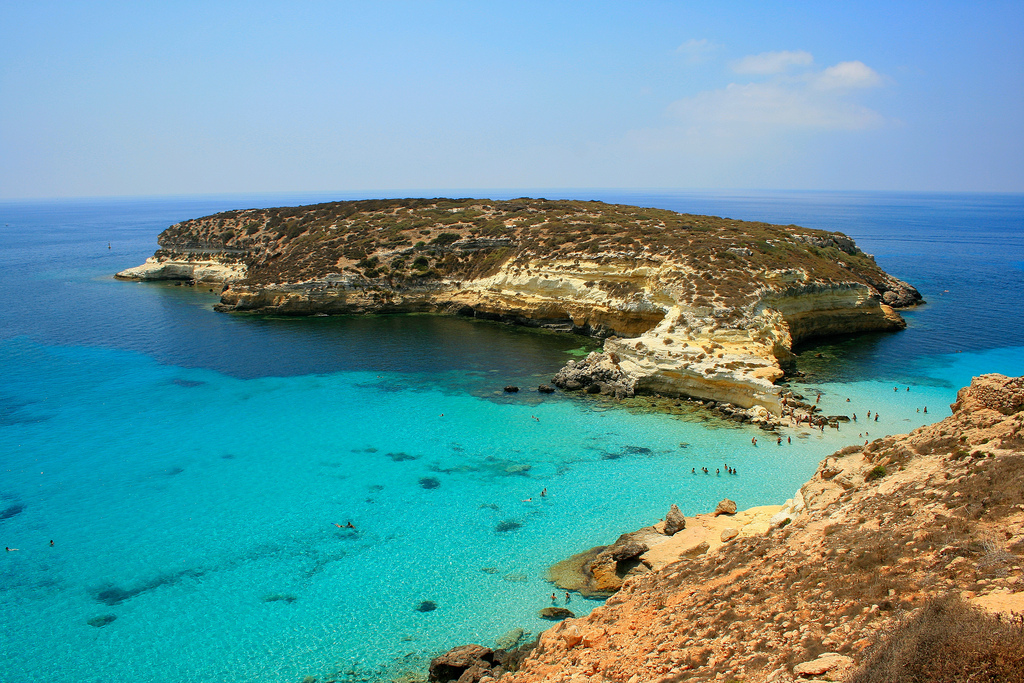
[1,1,1022,198]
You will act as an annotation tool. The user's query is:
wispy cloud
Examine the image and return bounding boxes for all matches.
[664,54,885,134]
[667,80,884,131]
[676,38,720,64]
[731,50,813,75]
[624,53,888,167]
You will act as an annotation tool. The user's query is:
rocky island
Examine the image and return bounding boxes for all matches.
[116,198,920,412]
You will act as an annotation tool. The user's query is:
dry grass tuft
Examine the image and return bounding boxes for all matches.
[847,596,1024,683]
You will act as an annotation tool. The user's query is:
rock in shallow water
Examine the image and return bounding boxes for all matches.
[428,644,495,683]
[87,614,117,627]
[539,607,575,620]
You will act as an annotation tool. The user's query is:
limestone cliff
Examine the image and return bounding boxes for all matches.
[433,374,1024,683]
[116,198,920,411]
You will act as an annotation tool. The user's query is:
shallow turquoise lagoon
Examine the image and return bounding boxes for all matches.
[1,191,1021,682]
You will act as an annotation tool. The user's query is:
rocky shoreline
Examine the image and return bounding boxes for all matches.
[115,198,921,415]
[428,374,1024,683]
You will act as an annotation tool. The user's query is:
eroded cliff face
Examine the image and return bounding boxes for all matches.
[479,374,1024,683]
[116,198,921,411]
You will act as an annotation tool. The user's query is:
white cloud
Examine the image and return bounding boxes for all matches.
[731,50,813,75]
[623,55,888,168]
[676,38,720,64]
[663,55,886,133]
[666,80,885,131]
[813,61,882,90]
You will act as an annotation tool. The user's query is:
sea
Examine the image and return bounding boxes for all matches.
[1,190,1022,683]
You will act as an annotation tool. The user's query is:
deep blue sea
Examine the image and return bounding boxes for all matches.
[1,190,1022,683]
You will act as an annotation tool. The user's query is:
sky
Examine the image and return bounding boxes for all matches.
[1,1,1022,199]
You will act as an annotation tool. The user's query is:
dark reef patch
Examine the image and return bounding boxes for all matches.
[419,477,441,489]
[263,593,297,603]
[88,614,117,627]
[415,600,437,612]
[0,503,25,521]
[387,452,418,462]
[495,520,522,533]
[91,568,204,606]
[172,379,206,388]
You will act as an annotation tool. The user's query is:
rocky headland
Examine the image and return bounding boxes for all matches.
[116,198,920,413]
[428,374,1024,683]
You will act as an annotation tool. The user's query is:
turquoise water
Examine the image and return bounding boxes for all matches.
[1,191,1022,682]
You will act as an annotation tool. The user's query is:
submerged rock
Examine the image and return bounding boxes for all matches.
[495,627,525,650]
[419,477,441,489]
[87,614,117,627]
[415,600,437,612]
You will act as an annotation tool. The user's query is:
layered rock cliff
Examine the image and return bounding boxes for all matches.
[116,198,920,411]
[432,374,1024,683]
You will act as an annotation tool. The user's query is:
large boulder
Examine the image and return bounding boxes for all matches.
[546,528,656,596]
[793,652,853,678]
[714,499,737,516]
[428,645,496,683]
[951,374,1024,416]
[664,503,686,535]
[552,352,635,398]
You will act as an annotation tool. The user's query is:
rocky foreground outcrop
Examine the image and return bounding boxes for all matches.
[116,198,920,412]
[431,374,1024,683]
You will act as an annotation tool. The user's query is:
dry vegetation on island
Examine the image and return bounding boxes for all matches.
[155,198,914,320]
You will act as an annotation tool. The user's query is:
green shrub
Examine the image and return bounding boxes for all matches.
[430,232,461,246]
[866,465,887,481]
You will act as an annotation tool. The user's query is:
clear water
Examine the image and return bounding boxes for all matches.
[1,191,1022,682]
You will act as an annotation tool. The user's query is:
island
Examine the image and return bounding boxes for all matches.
[116,197,921,413]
